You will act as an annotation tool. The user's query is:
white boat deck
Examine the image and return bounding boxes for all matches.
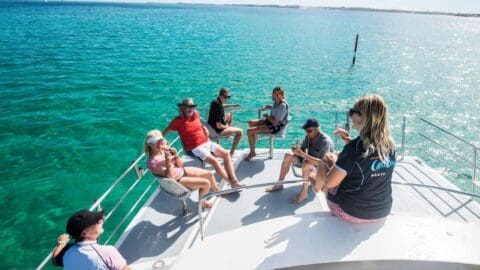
[115,149,480,269]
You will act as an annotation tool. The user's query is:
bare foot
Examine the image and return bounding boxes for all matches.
[290,192,308,204]
[244,152,256,161]
[211,185,221,193]
[231,180,245,189]
[265,185,284,192]
[202,200,213,209]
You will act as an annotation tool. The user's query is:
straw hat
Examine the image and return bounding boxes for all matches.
[177,98,197,107]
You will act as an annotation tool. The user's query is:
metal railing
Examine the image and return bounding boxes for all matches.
[415,117,479,195]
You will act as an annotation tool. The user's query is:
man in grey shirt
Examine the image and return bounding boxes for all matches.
[266,118,334,204]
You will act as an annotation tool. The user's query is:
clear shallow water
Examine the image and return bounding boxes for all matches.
[0,2,479,269]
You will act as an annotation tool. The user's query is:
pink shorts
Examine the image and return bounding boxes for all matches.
[327,188,385,224]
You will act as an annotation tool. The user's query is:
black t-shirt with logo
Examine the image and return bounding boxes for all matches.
[328,137,396,219]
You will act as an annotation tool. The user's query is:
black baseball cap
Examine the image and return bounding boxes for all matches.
[302,118,319,129]
[66,209,104,239]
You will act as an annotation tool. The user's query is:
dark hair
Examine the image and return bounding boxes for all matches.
[272,86,286,102]
[218,87,229,97]
[52,243,74,267]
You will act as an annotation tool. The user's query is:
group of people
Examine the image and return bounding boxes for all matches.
[52,89,396,269]
[145,86,291,208]
[144,86,396,222]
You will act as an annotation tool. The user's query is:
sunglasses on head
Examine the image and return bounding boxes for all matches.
[349,108,361,117]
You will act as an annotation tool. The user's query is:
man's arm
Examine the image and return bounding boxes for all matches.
[292,148,321,163]
[162,128,172,137]
[203,126,210,138]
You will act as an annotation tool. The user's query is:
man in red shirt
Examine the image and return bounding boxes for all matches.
[163,98,242,189]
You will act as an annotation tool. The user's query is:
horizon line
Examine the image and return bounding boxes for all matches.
[10,0,480,17]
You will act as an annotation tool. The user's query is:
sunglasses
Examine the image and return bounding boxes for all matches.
[185,105,196,109]
[305,128,315,133]
[223,95,231,99]
[348,108,361,117]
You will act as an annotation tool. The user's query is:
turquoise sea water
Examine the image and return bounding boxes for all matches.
[0,2,479,269]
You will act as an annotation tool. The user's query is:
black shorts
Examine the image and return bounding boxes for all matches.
[295,156,304,168]
[266,120,284,134]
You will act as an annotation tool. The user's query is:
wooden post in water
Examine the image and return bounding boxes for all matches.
[352,34,359,65]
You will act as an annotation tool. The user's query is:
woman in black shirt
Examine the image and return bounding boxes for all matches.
[313,94,396,223]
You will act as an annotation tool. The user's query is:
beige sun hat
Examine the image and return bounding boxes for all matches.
[177,98,197,107]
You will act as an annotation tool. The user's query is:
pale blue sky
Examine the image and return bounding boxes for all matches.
[56,0,480,14]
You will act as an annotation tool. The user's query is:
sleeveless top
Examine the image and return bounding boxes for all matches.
[147,155,185,180]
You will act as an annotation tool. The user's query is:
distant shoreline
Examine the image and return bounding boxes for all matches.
[220,4,480,18]
[10,1,480,18]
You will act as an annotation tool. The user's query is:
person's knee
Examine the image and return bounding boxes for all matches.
[202,179,211,189]
[236,128,243,136]
[302,162,312,171]
[217,148,229,159]
[206,156,220,166]
[283,153,294,162]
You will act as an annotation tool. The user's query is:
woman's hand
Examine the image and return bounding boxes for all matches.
[323,152,337,168]
[165,151,173,163]
[334,128,352,143]
[57,233,70,245]
[170,147,178,158]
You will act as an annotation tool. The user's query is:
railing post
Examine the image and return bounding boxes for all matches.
[401,116,406,160]
[134,163,144,178]
[473,146,478,199]
[269,136,274,159]
[198,192,205,240]
[345,111,350,132]
[94,199,102,212]
[334,111,338,149]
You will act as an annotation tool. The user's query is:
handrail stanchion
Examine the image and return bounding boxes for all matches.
[473,147,478,199]
[334,111,338,149]
[345,111,350,132]
[94,199,102,212]
[199,193,205,240]
[401,115,406,160]
[134,163,144,178]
